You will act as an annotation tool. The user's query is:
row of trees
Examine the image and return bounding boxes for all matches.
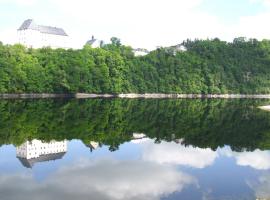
[0,37,270,94]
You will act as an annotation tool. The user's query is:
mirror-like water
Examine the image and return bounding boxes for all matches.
[1,99,270,200]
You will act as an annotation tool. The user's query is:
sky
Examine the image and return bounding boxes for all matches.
[1,0,270,49]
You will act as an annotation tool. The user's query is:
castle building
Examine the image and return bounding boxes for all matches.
[17,19,69,49]
[16,139,68,168]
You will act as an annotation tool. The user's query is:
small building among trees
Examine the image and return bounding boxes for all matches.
[85,35,105,48]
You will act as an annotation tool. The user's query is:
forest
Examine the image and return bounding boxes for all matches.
[0,37,270,94]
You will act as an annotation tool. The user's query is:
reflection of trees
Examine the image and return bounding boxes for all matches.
[0,99,270,151]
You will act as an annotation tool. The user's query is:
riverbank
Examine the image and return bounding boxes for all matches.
[1,93,270,99]
[0,94,74,99]
[117,93,270,99]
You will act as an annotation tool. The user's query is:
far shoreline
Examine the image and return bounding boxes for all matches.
[1,93,270,99]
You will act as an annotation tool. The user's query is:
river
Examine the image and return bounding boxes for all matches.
[0,98,270,200]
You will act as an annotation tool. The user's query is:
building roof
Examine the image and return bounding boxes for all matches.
[18,19,68,36]
[170,44,187,51]
[133,48,150,53]
[85,141,100,152]
[17,152,66,168]
[86,38,97,45]
[85,36,105,47]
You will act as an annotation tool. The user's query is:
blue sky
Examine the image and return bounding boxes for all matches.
[199,0,266,23]
[1,0,270,49]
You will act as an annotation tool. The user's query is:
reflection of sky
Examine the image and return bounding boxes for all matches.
[0,160,196,200]
[0,145,18,172]
[221,148,270,170]
[0,139,270,199]
[140,140,218,168]
[248,173,270,199]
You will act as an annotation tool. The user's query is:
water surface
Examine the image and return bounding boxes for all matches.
[1,99,270,200]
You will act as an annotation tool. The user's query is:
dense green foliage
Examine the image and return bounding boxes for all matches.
[0,38,270,94]
[1,99,270,151]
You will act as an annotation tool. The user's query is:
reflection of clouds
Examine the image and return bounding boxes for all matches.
[141,141,218,168]
[248,174,270,199]
[131,138,151,144]
[0,159,196,200]
[222,148,270,170]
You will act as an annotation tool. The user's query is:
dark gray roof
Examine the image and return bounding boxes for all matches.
[17,152,66,168]
[18,19,37,30]
[133,48,150,53]
[18,19,68,36]
[86,39,97,45]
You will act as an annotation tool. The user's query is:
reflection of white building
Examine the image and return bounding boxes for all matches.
[133,133,146,139]
[16,139,67,168]
[17,19,69,49]
[131,133,149,144]
[86,141,100,152]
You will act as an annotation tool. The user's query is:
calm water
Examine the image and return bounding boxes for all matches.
[1,99,270,200]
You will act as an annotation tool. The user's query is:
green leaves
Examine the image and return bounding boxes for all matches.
[0,38,270,94]
[1,99,270,151]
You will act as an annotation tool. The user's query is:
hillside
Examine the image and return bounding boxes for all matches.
[0,37,270,94]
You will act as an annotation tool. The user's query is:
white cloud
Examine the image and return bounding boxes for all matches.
[0,0,38,6]
[0,28,17,45]
[141,141,218,168]
[249,0,270,6]
[15,0,37,6]
[46,0,210,48]
[231,0,270,41]
[55,0,270,48]
[221,148,270,170]
[248,173,270,199]
[131,137,151,144]
[233,12,270,41]
[0,0,226,49]
[2,0,270,48]
[0,158,197,200]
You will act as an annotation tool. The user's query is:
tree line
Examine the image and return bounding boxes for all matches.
[0,37,270,94]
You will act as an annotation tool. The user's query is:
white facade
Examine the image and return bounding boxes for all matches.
[17,19,69,49]
[133,48,149,56]
[16,139,67,160]
[17,29,69,49]
[174,44,187,51]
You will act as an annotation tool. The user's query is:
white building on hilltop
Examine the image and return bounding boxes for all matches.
[17,19,69,49]
[16,139,68,168]
[133,48,150,56]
